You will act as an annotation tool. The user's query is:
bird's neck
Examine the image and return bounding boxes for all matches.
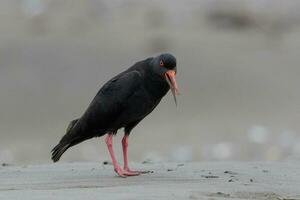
[143,70,170,99]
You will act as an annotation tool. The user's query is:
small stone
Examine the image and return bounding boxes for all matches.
[103,161,112,165]
[224,170,238,175]
[216,192,230,197]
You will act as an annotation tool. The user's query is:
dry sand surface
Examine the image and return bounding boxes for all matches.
[0,161,300,200]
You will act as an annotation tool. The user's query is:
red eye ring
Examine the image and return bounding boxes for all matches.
[160,60,164,66]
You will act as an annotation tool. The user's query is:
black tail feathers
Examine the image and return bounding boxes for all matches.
[51,119,79,162]
[51,143,70,162]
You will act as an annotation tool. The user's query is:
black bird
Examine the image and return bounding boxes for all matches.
[51,53,179,177]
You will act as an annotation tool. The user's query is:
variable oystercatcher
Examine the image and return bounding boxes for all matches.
[51,53,179,177]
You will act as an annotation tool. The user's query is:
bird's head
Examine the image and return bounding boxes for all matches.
[151,53,179,105]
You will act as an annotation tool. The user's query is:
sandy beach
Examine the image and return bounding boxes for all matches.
[1,1,300,199]
[1,161,299,200]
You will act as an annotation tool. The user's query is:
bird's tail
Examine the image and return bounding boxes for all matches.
[51,119,80,162]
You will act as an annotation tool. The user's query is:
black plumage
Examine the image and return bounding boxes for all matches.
[51,53,178,165]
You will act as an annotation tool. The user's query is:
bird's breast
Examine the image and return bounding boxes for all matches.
[116,86,163,125]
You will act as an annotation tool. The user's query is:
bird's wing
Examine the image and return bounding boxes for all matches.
[98,70,142,103]
[81,70,143,127]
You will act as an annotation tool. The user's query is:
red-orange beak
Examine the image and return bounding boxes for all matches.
[165,70,179,105]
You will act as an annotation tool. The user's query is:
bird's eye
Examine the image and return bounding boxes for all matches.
[160,60,164,67]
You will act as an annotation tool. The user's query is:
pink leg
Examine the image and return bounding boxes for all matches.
[122,134,150,174]
[105,134,125,177]
[122,135,130,170]
[105,134,138,177]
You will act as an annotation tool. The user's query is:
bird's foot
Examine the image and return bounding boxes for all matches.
[114,167,140,177]
[123,169,140,176]
[124,167,152,174]
[114,167,126,178]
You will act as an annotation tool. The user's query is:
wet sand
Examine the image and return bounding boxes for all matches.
[0,161,299,199]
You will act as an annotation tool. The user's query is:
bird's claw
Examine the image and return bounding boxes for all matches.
[114,167,152,177]
[114,167,126,178]
[114,167,141,177]
[123,169,140,176]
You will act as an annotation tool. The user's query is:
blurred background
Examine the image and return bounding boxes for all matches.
[1,0,300,165]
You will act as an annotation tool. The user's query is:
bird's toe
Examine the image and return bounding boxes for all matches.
[133,170,152,174]
[124,168,152,174]
[123,170,140,176]
[114,167,127,178]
